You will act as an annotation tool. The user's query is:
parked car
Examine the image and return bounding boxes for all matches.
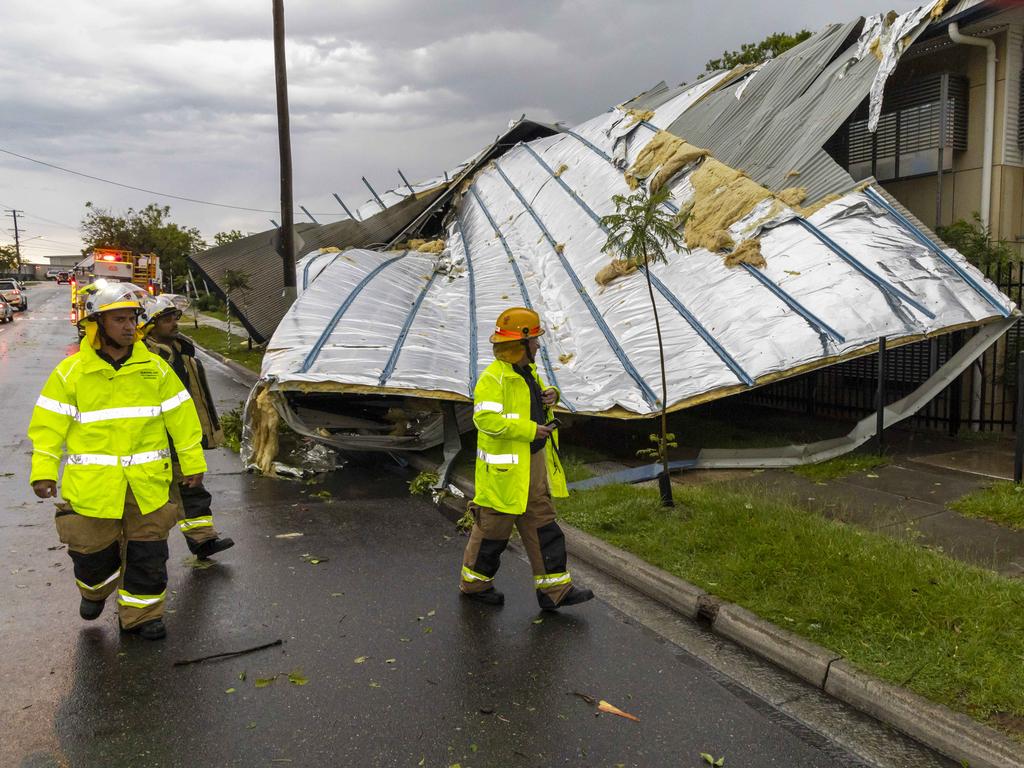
[46,269,62,280]
[56,271,71,285]
[0,298,12,323]
[0,279,27,311]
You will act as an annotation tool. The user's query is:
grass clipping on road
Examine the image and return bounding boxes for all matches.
[949,481,1024,529]
[179,324,263,373]
[558,482,1024,737]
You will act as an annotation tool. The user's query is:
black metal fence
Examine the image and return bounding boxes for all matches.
[744,263,1023,433]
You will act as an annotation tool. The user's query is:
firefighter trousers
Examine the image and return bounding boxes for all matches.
[170,460,219,552]
[54,486,178,629]
[460,448,573,605]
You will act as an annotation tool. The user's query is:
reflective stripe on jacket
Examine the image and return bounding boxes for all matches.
[28,337,207,518]
[472,359,567,515]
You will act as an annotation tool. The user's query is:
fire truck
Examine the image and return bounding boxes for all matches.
[70,249,161,330]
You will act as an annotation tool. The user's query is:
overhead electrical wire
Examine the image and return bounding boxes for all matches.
[0,147,345,217]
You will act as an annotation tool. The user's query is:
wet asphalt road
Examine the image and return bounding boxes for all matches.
[0,284,950,768]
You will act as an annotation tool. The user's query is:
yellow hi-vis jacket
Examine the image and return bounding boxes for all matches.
[472,359,567,515]
[28,335,207,519]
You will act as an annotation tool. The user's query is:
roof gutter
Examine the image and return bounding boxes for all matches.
[948,22,995,231]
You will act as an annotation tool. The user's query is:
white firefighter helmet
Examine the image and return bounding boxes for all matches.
[83,281,148,319]
[139,293,190,328]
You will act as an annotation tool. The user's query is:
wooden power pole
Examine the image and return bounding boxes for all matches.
[272,0,296,304]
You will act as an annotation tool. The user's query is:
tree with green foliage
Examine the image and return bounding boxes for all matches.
[0,244,20,272]
[704,30,812,73]
[222,268,252,350]
[80,202,206,290]
[213,229,246,247]
[601,186,686,507]
[937,213,1018,270]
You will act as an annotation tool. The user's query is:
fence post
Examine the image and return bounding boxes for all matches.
[876,336,887,454]
[949,331,963,437]
[1015,349,1024,483]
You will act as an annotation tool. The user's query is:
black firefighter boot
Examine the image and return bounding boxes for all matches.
[461,587,505,606]
[80,597,105,620]
[121,618,167,641]
[537,585,595,612]
[193,537,235,561]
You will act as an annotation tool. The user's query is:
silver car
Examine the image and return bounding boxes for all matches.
[0,298,12,323]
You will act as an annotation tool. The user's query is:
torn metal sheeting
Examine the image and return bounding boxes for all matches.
[189,119,560,344]
[243,1,1016,465]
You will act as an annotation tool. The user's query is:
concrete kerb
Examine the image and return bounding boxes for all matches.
[415,458,1024,768]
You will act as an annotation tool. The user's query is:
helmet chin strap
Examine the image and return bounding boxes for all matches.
[97,318,132,352]
[521,339,536,364]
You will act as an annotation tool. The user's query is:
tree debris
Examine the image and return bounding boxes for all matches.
[598,699,640,722]
[172,639,283,667]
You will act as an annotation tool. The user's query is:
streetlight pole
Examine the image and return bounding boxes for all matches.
[272,0,296,305]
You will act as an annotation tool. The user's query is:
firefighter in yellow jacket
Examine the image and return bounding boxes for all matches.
[28,282,207,640]
[460,307,594,610]
[139,294,234,560]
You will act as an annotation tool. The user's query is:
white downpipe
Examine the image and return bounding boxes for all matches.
[948,21,996,431]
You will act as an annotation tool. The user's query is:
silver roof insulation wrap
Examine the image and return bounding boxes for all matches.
[261,72,1014,418]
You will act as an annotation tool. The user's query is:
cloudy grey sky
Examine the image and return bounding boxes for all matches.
[0,0,911,263]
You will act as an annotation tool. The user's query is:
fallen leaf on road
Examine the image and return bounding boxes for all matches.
[330,592,344,597]
[700,753,725,766]
[181,556,215,570]
[246,722,257,729]
[275,532,304,539]
[255,677,277,688]
[239,671,247,681]
[598,699,639,722]
[385,658,396,664]
[571,691,596,705]
[225,688,236,694]
[866,473,879,478]
[354,656,369,664]
[532,618,544,625]
[427,609,436,617]
[287,670,309,686]
[369,681,381,688]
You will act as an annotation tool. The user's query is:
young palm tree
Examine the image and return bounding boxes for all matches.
[601,186,686,507]
[222,268,252,351]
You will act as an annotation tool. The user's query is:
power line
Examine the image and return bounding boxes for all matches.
[0,203,80,232]
[0,147,347,217]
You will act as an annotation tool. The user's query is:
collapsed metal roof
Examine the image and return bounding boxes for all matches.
[189,120,559,343]
[243,1,1017,464]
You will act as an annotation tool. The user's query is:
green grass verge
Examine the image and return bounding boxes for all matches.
[558,483,1024,737]
[560,451,596,483]
[201,308,229,323]
[949,481,1024,530]
[791,453,890,482]
[179,324,263,372]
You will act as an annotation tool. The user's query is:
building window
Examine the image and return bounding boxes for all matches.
[841,73,968,182]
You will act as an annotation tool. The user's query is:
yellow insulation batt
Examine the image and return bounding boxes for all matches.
[595,258,638,286]
[776,187,807,207]
[724,238,766,268]
[685,158,772,253]
[395,239,446,253]
[626,131,709,191]
[624,108,655,128]
[250,386,281,475]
